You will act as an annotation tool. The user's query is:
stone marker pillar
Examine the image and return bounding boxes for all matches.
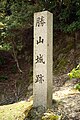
[33,11,53,109]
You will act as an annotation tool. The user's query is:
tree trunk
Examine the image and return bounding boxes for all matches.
[11,38,23,73]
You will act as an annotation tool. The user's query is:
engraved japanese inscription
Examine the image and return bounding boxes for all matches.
[33,11,53,109]
[36,16,45,27]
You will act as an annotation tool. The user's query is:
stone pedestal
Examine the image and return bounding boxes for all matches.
[33,11,53,109]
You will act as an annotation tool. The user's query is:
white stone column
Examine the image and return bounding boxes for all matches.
[33,11,53,109]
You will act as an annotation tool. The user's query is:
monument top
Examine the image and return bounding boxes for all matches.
[34,11,52,14]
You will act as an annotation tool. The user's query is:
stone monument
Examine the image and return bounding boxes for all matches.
[33,11,53,109]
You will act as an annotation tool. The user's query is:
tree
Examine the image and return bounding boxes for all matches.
[0,0,80,71]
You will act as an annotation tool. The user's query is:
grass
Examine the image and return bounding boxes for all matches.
[0,99,33,120]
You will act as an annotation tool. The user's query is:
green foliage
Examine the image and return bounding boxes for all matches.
[42,114,59,120]
[53,0,80,33]
[1,0,80,75]
[0,0,80,35]
[11,64,17,74]
[0,56,5,65]
[0,0,44,55]
[0,22,5,29]
[68,64,80,79]
[74,83,80,91]
[0,43,12,51]
[0,75,8,81]
[1,1,43,31]
[1,0,80,48]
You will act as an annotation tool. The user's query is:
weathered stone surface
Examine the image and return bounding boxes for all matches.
[33,11,53,109]
[25,106,45,120]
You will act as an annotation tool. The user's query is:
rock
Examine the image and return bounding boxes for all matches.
[25,106,45,120]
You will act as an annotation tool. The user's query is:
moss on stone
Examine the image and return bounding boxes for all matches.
[42,114,59,120]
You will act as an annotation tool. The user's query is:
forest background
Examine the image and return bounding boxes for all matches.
[0,0,80,104]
